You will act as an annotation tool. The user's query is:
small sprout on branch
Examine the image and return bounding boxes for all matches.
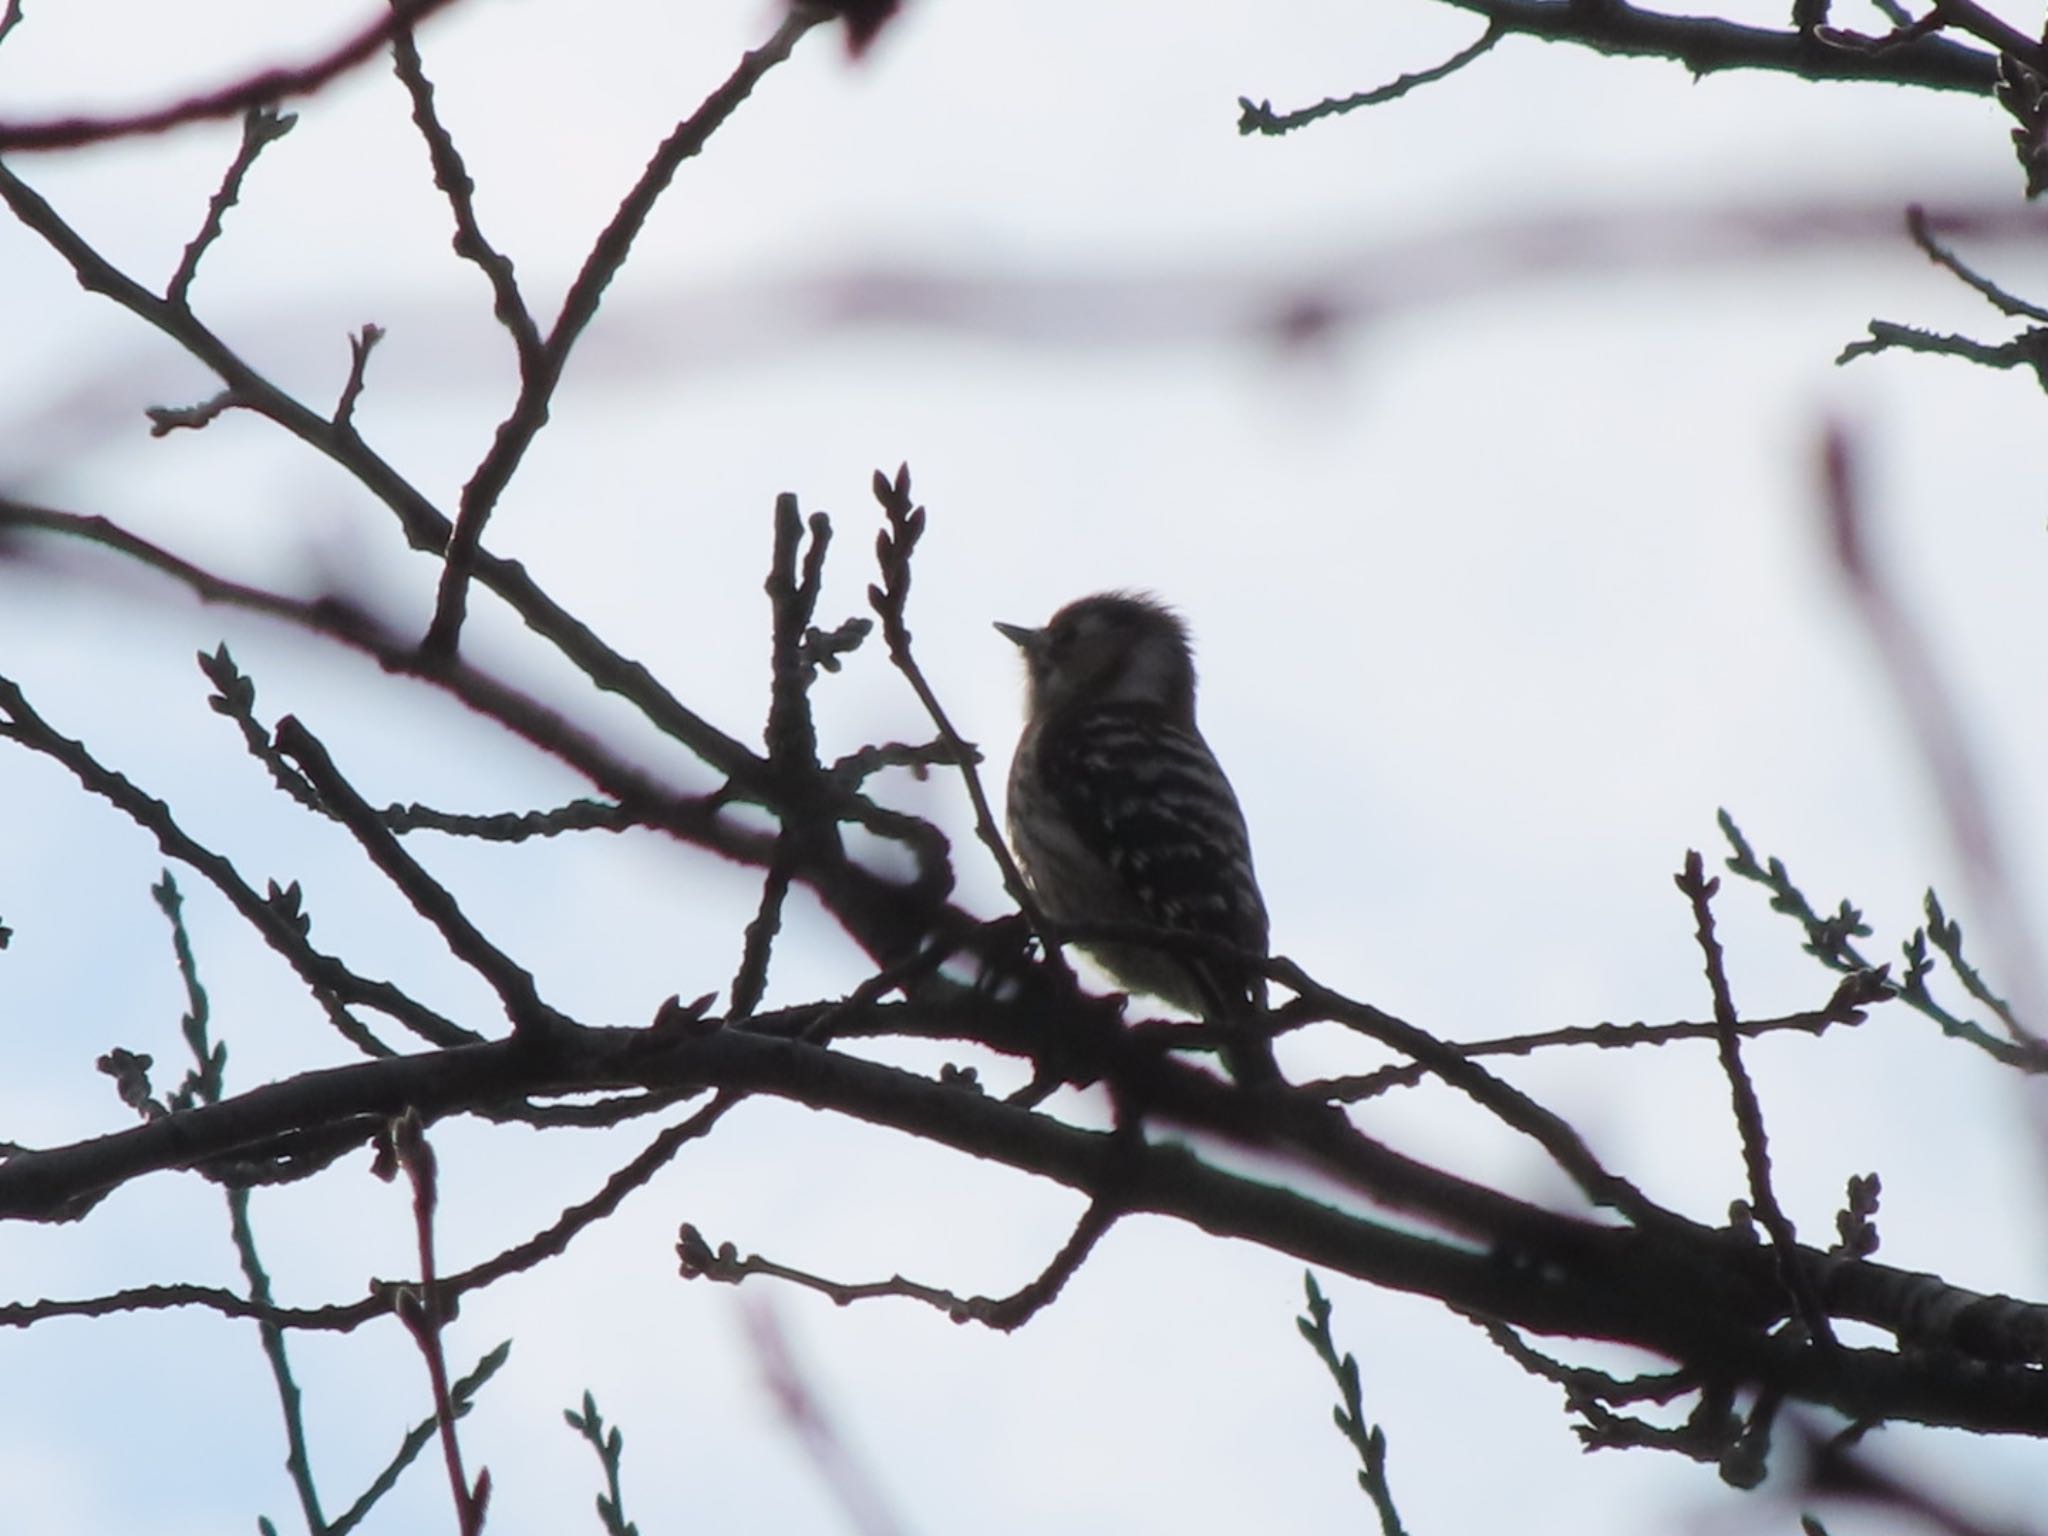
[564,1390,641,1536]
[335,323,385,432]
[866,463,923,657]
[146,388,246,437]
[866,464,1044,922]
[763,492,834,772]
[1832,1173,1882,1258]
[199,645,320,810]
[266,879,312,938]
[1922,887,2022,1033]
[151,869,227,1109]
[651,991,721,1037]
[676,1221,741,1282]
[1719,811,1872,972]
[199,643,256,718]
[803,614,872,674]
[827,735,971,786]
[96,1047,163,1119]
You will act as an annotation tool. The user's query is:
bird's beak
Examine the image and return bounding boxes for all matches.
[993,620,1040,654]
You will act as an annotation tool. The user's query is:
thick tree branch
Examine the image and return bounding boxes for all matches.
[1420,0,1997,90]
[0,1014,2043,1434]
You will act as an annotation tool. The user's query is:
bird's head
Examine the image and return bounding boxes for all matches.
[996,591,1197,723]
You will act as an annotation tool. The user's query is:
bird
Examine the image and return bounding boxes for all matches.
[996,592,1279,1084]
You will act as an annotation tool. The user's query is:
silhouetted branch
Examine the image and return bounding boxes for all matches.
[680,1180,1120,1331]
[386,1111,491,1536]
[167,106,297,309]
[1719,810,2030,1066]
[421,8,824,658]
[1417,0,1998,89]
[1299,1274,1410,1535]
[276,715,575,1044]
[1677,850,1833,1347]
[1315,967,1890,1102]
[1838,206,2048,385]
[0,0,466,151]
[1239,23,1505,136]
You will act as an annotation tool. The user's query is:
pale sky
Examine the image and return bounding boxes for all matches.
[3,2,2046,1533]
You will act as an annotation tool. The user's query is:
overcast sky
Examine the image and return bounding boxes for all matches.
[3,2,2047,1533]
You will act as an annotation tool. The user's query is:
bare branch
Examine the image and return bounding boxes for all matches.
[335,323,385,434]
[386,1111,491,1536]
[145,388,248,437]
[1239,23,1505,137]
[0,672,443,1059]
[1676,850,1834,1347]
[1417,0,1997,90]
[167,106,297,309]
[420,8,824,658]
[1314,970,1890,1102]
[0,0,466,152]
[274,715,575,1044]
[387,23,542,366]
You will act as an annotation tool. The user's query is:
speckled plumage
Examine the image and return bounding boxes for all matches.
[997,593,1276,1083]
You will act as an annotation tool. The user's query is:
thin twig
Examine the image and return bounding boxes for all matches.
[275,714,573,1043]
[335,324,385,434]
[731,849,797,1020]
[0,155,779,810]
[330,1342,511,1536]
[145,388,246,436]
[0,673,418,1056]
[1677,850,1834,1347]
[1298,1274,1409,1535]
[167,106,297,309]
[3,1096,733,1334]
[1238,23,1504,136]
[420,8,822,658]
[1720,810,2028,1065]
[389,1113,490,1536]
[0,499,769,865]
[388,22,541,366]
[563,1391,639,1536]
[866,465,1039,921]
[152,879,331,1527]
[1906,203,2048,322]
[381,797,638,839]
[1313,968,1891,1101]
